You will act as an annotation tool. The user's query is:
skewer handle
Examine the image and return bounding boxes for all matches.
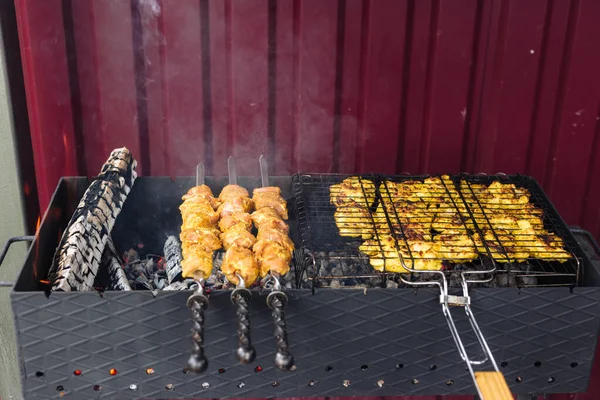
[231,288,256,363]
[267,291,294,371]
[187,287,209,373]
[474,371,512,400]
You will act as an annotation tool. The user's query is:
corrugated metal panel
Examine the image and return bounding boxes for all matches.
[12,0,600,397]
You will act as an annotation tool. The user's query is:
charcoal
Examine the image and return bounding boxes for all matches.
[48,147,137,291]
[164,279,199,291]
[164,236,183,283]
[330,279,341,289]
[386,280,399,289]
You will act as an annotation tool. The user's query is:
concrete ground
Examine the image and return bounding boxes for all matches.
[0,25,26,400]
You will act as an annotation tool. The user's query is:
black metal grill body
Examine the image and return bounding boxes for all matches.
[10,176,600,399]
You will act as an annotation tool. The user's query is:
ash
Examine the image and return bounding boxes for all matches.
[305,251,538,289]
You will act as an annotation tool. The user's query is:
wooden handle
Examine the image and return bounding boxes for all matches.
[474,371,512,400]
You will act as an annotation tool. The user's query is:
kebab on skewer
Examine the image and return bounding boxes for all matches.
[180,164,217,373]
[252,155,295,371]
[218,156,259,364]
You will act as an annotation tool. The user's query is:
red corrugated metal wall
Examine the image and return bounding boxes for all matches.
[12,0,600,398]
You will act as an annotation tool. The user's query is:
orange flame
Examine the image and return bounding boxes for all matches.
[35,215,41,232]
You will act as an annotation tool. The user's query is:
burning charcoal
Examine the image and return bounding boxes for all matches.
[48,148,137,291]
[164,236,183,284]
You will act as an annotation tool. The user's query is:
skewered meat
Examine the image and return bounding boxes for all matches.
[216,184,259,285]
[181,243,214,279]
[179,185,222,280]
[217,196,254,216]
[221,245,259,286]
[254,242,292,277]
[219,211,253,232]
[183,185,222,210]
[251,207,290,234]
[221,224,258,250]
[256,228,294,252]
[251,186,293,278]
[252,187,288,220]
[180,228,222,252]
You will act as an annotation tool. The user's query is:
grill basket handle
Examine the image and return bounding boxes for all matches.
[474,371,512,400]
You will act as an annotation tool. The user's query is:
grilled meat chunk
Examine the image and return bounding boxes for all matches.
[221,245,259,286]
[252,186,288,220]
[330,176,376,208]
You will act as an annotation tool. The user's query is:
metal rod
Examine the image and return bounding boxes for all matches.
[259,154,269,187]
[231,275,256,364]
[228,156,237,185]
[187,279,209,373]
[196,163,205,186]
[0,236,35,287]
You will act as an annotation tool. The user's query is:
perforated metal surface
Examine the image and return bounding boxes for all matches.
[12,286,600,399]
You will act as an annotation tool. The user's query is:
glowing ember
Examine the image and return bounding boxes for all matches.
[254,366,263,373]
[109,368,118,376]
[146,368,155,375]
[73,370,82,376]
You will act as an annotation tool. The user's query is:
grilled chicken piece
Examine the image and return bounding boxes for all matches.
[251,207,289,233]
[217,196,254,216]
[221,245,259,286]
[181,245,214,280]
[183,185,221,210]
[255,228,295,253]
[330,176,376,208]
[180,186,222,279]
[334,207,375,239]
[219,211,253,232]
[252,186,288,220]
[180,228,222,252]
[219,184,250,201]
[254,242,293,277]
[220,224,258,250]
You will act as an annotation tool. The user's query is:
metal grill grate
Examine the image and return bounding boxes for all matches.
[292,173,581,288]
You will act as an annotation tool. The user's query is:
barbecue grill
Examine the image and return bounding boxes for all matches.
[4,171,600,399]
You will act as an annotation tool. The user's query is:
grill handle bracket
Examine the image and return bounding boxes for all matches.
[0,236,35,287]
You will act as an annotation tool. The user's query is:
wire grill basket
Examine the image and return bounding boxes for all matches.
[292,173,581,289]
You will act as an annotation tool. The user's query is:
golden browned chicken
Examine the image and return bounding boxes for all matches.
[251,187,294,279]
[252,187,288,220]
[219,211,253,232]
[179,185,222,280]
[251,207,290,234]
[254,242,293,277]
[330,176,376,208]
[334,207,375,239]
[221,245,259,286]
[214,184,259,285]
[182,184,222,210]
[221,224,258,250]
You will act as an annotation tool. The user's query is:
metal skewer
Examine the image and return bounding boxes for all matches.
[259,155,294,371]
[228,156,256,363]
[186,162,209,373]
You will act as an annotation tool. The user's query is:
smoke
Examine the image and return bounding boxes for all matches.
[138,0,161,18]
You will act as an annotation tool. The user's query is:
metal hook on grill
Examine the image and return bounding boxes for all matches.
[187,278,209,373]
[266,273,294,371]
[231,274,256,364]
